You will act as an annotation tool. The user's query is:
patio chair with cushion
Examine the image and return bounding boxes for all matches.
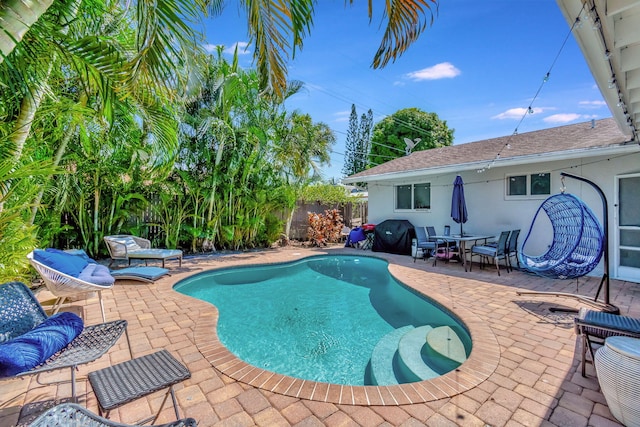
[574,307,640,377]
[29,403,197,427]
[469,230,511,276]
[413,226,437,263]
[28,249,115,322]
[505,229,521,272]
[426,226,458,266]
[0,282,131,400]
[104,235,182,269]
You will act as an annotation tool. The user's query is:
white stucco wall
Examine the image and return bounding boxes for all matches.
[365,149,640,281]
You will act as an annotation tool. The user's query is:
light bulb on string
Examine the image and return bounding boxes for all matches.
[528,107,534,114]
[604,49,612,60]
[574,16,584,29]
[543,73,550,82]
[608,77,617,88]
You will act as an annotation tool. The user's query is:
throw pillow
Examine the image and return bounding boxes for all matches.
[78,264,115,286]
[0,312,84,377]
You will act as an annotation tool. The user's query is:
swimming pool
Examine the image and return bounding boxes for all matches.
[174,254,472,386]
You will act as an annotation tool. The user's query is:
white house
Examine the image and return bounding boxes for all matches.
[343,118,640,282]
[343,0,640,282]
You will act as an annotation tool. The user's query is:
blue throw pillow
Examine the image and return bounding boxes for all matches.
[33,249,88,277]
[78,264,115,286]
[0,312,84,377]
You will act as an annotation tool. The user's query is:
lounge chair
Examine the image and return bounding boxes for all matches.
[104,235,182,269]
[0,282,131,400]
[574,307,640,377]
[28,249,115,322]
[29,403,196,426]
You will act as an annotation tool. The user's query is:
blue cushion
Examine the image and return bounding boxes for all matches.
[0,312,84,377]
[46,248,96,264]
[33,249,89,277]
[78,264,115,286]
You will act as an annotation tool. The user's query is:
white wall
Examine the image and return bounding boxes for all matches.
[366,150,640,281]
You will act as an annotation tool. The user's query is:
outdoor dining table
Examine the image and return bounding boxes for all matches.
[431,234,494,272]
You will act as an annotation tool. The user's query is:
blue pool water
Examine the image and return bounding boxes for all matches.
[174,255,471,385]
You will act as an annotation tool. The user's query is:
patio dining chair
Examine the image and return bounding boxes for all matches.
[505,229,521,272]
[427,226,457,266]
[469,230,510,276]
[0,282,131,400]
[413,226,437,263]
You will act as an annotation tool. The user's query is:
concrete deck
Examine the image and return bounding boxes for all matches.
[2,246,639,426]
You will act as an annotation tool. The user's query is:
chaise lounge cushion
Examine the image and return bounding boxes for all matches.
[0,312,84,377]
[33,249,89,278]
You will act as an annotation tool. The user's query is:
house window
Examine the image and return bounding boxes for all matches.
[396,183,431,210]
[507,173,551,197]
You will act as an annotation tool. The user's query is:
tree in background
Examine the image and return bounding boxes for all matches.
[356,109,374,173]
[369,108,454,167]
[342,105,359,177]
[342,105,373,177]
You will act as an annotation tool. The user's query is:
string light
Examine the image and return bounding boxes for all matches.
[586,0,638,141]
[476,5,586,173]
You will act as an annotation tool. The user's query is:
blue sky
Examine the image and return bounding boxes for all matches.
[201,1,609,181]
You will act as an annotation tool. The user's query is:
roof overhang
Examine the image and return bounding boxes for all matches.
[342,143,638,184]
[556,0,640,140]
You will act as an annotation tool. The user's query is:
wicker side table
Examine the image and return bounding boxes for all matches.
[595,336,640,426]
[88,350,191,424]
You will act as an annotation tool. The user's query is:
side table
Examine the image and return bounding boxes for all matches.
[88,349,191,424]
[595,336,640,426]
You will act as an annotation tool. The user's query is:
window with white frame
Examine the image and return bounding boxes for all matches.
[506,173,551,197]
[396,183,431,210]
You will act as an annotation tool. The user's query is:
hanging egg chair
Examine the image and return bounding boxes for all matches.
[518,193,604,280]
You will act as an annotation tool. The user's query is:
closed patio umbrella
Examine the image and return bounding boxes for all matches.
[451,175,468,236]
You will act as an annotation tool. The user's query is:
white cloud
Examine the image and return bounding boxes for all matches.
[492,107,544,120]
[405,62,461,81]
[334,111,351,122]
[204,42,252,55]
[224,42,251,55]
[203,43,219,53]
[579,100,607,108]
[543,113,583,123]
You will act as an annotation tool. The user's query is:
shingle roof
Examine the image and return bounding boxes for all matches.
[346,118,633,181]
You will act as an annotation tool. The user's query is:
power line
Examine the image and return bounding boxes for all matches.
[477,3,586,173]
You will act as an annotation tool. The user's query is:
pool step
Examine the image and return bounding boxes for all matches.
[426,326,467,364]
[397,326,440,382]
[370,325,414,385]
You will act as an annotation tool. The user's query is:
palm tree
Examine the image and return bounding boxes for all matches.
[2,0,438,99]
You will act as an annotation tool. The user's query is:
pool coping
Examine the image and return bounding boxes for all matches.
[185,252,501,406]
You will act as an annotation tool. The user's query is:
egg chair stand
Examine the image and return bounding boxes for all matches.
[517,172,619,314]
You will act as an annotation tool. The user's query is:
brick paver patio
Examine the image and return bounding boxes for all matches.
[1,246,638,426]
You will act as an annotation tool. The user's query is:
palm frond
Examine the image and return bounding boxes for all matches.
[372,0,438,68]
